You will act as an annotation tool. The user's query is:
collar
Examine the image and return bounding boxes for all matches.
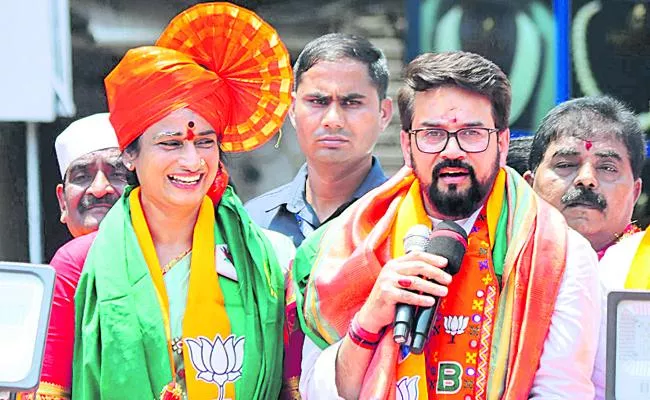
[429,207,482,236]
[285,156,387,214]
[597,222,642,260]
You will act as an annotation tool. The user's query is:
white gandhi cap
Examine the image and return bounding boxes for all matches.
[55,113,119,179]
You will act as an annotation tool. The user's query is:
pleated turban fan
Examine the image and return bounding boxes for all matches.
[105,2,293,152]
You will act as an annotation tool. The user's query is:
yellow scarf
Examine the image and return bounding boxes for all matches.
[625,229,650,289]
[129,187,234,399]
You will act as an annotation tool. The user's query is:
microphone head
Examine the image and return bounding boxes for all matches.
[403,224,431,254]
[426,221,468,276]
[435,220,468,240]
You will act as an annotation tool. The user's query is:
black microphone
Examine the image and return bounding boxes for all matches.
[393,224,431,344]
[410,220,468,354]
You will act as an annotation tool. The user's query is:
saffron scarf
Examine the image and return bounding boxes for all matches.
[293,166,568,399]
[72,186,284,399]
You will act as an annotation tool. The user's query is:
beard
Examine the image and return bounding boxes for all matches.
[412,153,501,219]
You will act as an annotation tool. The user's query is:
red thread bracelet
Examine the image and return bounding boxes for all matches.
[348,313,383,349]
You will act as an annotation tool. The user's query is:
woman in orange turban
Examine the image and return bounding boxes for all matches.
[26,3,293,400]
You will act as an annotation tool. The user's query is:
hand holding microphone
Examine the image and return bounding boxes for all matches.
[393,221,468,354]
[355,234,453,338]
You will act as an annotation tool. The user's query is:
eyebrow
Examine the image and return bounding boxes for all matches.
[418,120,485,128]
[302,92,367,101]
[153,130,216,140]
[67,163,90,175]
[340,93,366,101]
[595,150,623,161]
[303,92,329,100]
[551,148,580,158]
[550,148,623,162]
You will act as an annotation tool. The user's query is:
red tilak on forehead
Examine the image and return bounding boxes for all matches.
[186,121,195,140]
[584,140,593,151]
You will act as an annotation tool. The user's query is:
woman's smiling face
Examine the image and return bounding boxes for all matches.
[124,108,220,210]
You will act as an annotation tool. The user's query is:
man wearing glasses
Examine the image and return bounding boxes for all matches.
[293,51,600,398]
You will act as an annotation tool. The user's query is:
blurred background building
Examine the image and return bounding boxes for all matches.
[0,0,648,261]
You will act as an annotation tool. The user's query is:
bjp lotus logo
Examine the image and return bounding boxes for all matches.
[396,376,419,400]
[444,315,469,344]
[185,334,245,398]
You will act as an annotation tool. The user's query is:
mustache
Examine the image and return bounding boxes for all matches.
[561,187,607,211]
[432,159,475,178]
[78,194,120,211]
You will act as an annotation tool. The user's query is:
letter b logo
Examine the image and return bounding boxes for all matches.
[436,361,462,394]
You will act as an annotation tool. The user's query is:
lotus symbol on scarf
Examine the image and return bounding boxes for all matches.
[396,376,419,400]
[185,334,245,399]
[444,315,469,344]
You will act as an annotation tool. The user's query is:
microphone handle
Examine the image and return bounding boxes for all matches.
[393,303,415,344]
[410,295,442,354]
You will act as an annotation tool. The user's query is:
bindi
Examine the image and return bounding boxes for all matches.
[584,140,593,151]
[186,121,195,140]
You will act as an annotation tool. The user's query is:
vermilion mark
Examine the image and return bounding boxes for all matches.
[186,121,196,140]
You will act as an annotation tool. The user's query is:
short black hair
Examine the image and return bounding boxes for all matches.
[397,51,511,132]
[293,33,389,99]
[529,96,646,179]
[506,135,534,175]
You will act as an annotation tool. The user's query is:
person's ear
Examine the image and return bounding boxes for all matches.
[288,92,297,129]
[633,178,643,204]
[55,183,68,224]
[122,153,136,171]
[378,97,394,131]
[523,170,534,186]
[498,129,510,167]
[401,130,412,168]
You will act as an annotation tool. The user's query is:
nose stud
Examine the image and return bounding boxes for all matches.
[200,159,206,167]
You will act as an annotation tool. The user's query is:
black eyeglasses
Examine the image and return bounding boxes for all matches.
[408,127,501,154]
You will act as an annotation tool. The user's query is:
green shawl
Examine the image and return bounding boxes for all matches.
[72,186,284,399]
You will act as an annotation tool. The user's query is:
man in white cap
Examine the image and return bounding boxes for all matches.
[55,113,128,237]
[17,114,129,400]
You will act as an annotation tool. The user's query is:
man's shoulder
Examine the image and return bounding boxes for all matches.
[566,228,594,252]
[50,231,98,280]
[605,230,645,258]
[599,230,646,289]
[245,181,293,218]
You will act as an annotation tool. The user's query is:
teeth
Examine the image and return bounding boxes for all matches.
[169,175,201,184]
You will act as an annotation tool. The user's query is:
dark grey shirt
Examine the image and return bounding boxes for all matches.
[245,157,387,247]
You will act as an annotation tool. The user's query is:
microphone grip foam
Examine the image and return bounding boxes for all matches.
[410,221,467,352]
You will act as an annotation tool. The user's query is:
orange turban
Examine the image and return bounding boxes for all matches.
[105,2,293,152]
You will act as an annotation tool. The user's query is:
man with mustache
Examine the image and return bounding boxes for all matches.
[525,96,645,259]
[245,33,393,399]
[55,113,128,238]
[22,114,128,399]
[525,97,647,400]
[293,51,600,398]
